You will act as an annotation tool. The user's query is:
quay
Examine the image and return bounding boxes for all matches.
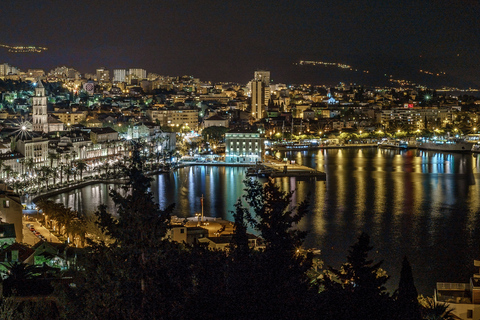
[269,143,377,151]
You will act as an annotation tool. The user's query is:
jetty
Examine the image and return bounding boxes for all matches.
[264,163,326,181]
[247,156,326,181]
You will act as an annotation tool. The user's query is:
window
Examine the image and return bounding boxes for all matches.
[467,310,473,318]
[180,229,185,234]
[3,200,9,208]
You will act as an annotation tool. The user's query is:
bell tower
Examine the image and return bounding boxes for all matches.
[32,80,48,133]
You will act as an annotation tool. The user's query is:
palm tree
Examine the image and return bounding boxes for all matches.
[0,159,4,179]
[419,296,456,320]
[47,152,58,169]
[76,161,87,181]
[63,166,71,184]
[40,166,53,189]
[18,158,25,175]
[3,165,13,180]
[68,216,87,247]
[1,262,38,296]
[24,158,35,177]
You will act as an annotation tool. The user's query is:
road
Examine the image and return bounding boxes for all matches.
[22,217,62,246]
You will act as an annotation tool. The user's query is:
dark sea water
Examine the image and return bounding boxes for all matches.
[49,148,480,295]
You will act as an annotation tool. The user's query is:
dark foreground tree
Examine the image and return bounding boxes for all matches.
[319,232,393,320]
[231,177,316,320]
[395,256,422,320]
[57,142,191,319]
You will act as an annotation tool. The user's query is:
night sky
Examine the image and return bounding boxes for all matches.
[1,0,479,86]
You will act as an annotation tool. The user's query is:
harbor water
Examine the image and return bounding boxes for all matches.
[49,148,480,295]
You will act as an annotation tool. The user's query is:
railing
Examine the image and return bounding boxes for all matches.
[437,282,469,290]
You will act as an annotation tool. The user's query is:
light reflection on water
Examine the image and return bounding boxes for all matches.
[49,148,480,295]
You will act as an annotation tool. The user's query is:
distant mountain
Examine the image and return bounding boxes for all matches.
[285,55,479,89]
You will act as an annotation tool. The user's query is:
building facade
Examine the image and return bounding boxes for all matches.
[147,107,199,130]
[0,184,23,243]
[225,130,264,163]
[251,80,265,121]
[32,81,48,132]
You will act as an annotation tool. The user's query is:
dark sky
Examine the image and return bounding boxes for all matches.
[0,0,479,85]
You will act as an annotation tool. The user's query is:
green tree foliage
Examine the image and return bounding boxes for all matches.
[202,126,228,144]
[319,232,392,320]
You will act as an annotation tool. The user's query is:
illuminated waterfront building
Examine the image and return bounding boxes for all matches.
[225,129,264,163]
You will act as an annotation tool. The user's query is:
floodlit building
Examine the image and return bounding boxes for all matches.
[225,129,264,163]
[129,68,147,80]
[254,70,271,105]
[113,69,128,83]
[251,80,265,120]
[32,80,48,132]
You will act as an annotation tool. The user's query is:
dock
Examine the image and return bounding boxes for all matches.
[263,162,326,181]
[246,156,326,181]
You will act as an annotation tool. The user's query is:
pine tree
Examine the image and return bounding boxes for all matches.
[240,177,315,319]
[60,142,190,320]
[396,256,421,320]
[319,232,392,320]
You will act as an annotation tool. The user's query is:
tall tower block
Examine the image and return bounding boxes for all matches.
[32,80,48,133]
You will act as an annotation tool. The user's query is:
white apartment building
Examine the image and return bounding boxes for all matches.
[113,69,128,83]
[129,68,147,80]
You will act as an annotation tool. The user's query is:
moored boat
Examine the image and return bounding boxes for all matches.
[378,139,408,149]
[416,139,473,152]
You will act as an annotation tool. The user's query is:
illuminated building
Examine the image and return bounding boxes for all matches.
[146,107,199,130]
[0,63,20,76]
[254,70,271,105]
[113,69,128,83]
[0,183,23,243]
[251,80,265,120]
[128,68,147,80]
[225,130,264,163]
[32,80,49,132]
[96,67,110,82]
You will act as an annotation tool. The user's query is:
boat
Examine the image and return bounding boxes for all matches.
[416,139,473,152]
[271,142,319,151]
[378,139,408,149]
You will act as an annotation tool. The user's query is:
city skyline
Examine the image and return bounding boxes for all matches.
[0,0,479,86]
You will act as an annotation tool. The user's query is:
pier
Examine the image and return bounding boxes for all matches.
[263,162,326,181]
[246,156,326,181]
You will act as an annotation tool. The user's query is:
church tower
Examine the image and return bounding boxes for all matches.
[32,80,48,133]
